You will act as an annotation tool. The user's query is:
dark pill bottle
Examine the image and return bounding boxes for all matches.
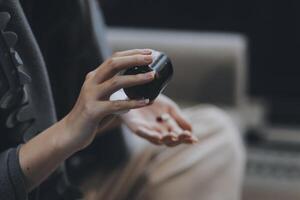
[123,51,174,101]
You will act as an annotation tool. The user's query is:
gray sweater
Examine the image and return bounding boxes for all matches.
[0,0,57,199]
[0,0,112,199]
[0,147,27,200]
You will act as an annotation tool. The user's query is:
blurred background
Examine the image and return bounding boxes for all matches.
[99,0,300,199]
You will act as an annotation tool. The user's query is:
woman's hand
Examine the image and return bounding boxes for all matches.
[122,95,198,147]
[19,49,156,191]
[63,49,155,150]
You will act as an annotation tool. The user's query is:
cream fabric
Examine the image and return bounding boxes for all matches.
[81,105,246,200]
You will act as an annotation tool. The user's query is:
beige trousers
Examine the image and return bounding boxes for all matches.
[81,105,246,200]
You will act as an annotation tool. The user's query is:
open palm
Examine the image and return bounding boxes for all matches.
[121,95,198,146]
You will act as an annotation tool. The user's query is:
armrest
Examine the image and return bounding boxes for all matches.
[107,28,248,107]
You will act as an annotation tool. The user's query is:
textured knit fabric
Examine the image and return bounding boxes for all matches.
[0,0,57,199]
[0,0,121,199]
[0,146,27,200]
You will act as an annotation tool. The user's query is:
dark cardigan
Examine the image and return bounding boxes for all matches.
[0,0,128,199]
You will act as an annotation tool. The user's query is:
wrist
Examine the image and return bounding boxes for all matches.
[51,117,80,156]
[60,111,99,151]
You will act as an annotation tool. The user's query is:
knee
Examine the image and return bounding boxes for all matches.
[188,105,246,168]
[205,106,246,170]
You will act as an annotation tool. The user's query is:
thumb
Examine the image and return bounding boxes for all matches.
[170,108,192,131]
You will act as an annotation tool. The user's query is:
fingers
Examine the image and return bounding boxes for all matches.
[147,122,195,147]
[95,71,155,98]
[164,131,198,147]
[136,126,162,145]
[157,117,197,147]
[178,130,199,144]
[157,125,178,145]
[127,111,197,147]
[94,54,153,83]
[162,128,190,147]
[112,49,152,57]
[170,108,193,131]
[136,125,198,147]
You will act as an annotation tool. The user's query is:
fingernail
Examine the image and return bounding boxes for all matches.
[182,131,192,137]
[170,133,178,140]
[192,137,199,143]
[142,49,152,54]
[171,136,178,141]
[138,99,150,105]
[144,71,155,79]
[144,55,152,63]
